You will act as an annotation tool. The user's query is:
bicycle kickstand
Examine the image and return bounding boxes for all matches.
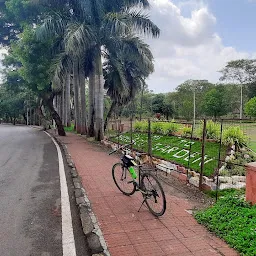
[138,197,147,212]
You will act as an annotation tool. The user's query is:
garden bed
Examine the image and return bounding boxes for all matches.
[110,132,226,177]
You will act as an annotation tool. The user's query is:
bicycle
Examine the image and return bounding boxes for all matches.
[109,142,166,217]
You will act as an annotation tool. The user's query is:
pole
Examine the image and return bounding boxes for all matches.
[29,93,32,126]
[193,89,196,128]
[26,104,29,125]
[199,119,206,190]
[130,117,133,150]
[148,119,152,159]
[216,119,223,201]
[240,84,243,119]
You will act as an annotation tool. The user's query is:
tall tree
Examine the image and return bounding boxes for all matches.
[220,59,256,119]
[10,28,66,135]
[202,85,230,120]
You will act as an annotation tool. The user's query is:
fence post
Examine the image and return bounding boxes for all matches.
[130,117,133,150]
[199,119,206,190]
[148,119,152,159]
[187,123,195,179]
[117,118,121,147]
[216,119,223,201]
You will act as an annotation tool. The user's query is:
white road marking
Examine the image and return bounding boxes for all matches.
[45,132,77,256]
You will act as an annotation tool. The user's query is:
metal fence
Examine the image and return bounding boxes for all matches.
[105,118,255,199]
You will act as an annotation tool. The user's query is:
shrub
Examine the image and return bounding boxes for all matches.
[222,126,248,147]
[161,122,179,135]
[197,120,220,139]
[151,122,163,134]
[194,193,256,256]
[134,121,148,132]
[181,126,192,137]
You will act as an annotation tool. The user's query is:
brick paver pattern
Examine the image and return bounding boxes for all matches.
[57,133,239,256]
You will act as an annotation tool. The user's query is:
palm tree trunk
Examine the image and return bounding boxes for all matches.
[94,49,104,141]
[43,94,66,136]
[104,101,116,131]
[88,70,95,137]
[62,83,67,126]
[73,59,81,133]
[66,72,71,127]
[79,61,87,135]
[57,94,62,118]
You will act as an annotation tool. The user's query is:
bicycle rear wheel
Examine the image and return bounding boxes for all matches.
[112,163,136,196]
[141,172,166,216]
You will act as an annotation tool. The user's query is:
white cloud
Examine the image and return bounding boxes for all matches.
[146,0,253,92]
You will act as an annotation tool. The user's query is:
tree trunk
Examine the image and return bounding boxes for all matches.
[94,50,104,141]
[88,70,95,137]
[66,72,71,127]
[73,60,81,133]
[43,94,66,136]
[104,101,116,131]
[79,61,87,135]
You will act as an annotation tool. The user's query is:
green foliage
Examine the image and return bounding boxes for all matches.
[245,96,256,118]
[134,120,148,132]
[12,27,53,93]
[197,120,220,140]
[202,85,230,119]
[161,122,179,135]
[135,121,180,135]
[181,126,192,137]
[194,193,256,256]
[151,121,162,133]
[0,86,27,122]
[224,151,256,176]
[64,124,75,132]
[223,126,248,147]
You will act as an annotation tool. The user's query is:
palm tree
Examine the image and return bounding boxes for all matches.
[103,34,154,130]
[36,0,159,140]
[64,0,159,140]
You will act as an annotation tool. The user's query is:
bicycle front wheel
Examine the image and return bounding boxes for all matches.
[112,163,136,196]
[141,173,166,216]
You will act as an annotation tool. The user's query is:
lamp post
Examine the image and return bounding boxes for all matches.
[189,79,208,128]
[193,88,196,128]
[240,84,243,120]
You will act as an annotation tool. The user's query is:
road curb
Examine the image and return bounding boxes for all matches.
[51,133,110,256]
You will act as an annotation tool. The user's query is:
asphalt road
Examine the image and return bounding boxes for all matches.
[0,125,89,256]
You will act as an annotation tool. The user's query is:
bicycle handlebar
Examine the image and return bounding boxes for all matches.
[108,142,134,155]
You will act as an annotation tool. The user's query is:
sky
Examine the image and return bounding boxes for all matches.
[146,0,256,92]
[1,0,256,92]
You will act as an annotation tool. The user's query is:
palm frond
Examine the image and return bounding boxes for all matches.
[64,22,95,56]
[124,8,160,37]
[36,13,68,40]
[49,52,73,90]
[104,0,150,13]
[103,9,160,38]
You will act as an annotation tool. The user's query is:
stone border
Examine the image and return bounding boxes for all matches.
[52,134,110,256]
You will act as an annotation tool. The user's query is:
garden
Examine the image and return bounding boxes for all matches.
[109,120,256,177]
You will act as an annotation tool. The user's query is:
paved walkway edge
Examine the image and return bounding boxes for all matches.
[52,133,110,256]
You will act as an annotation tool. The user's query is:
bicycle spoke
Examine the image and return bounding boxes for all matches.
[141,173,166,216]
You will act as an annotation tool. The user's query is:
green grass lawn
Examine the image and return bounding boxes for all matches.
[110,132,226,177]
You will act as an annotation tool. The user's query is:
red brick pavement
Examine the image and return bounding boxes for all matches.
[57,133,239,256]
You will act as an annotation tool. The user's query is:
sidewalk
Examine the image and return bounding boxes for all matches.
[57,132,239,256]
